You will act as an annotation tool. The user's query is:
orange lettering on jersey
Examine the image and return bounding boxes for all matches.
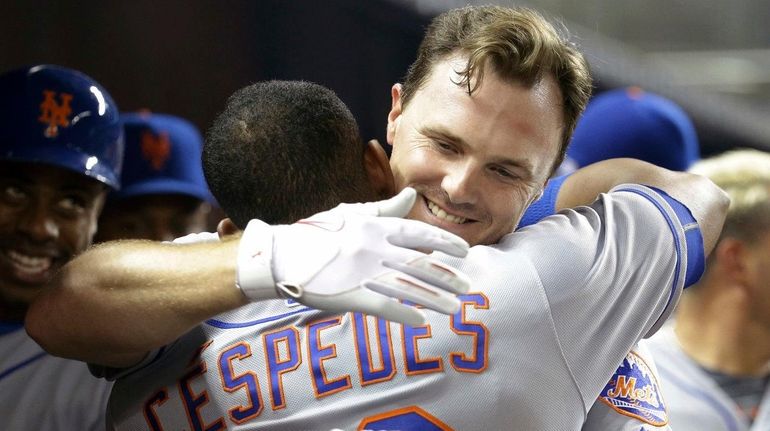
[141,130,172,170]
[38,90,73,138]
[401,309,444,375]
[307,316,353,398]
[359,405,454,431]
[262,326,301,410]
[607,375,638,399]
[178,362,226,431]
[599,350,668,425]
[606,375,660,407]
[450,292,489,373]
[218,342,264,424]
[143,389,169,431]
[352,313,396,386]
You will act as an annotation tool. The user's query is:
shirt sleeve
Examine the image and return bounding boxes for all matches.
[518,174,568,228]
[503,184,701,407]
[88,345,171,381]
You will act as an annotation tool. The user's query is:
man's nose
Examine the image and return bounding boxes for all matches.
[440,162,479,206]
[18,202,59,242]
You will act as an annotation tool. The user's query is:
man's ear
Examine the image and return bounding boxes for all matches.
[715,238,750,285]
[386,83,404,146]
[216,218,241,239]
[364,139,396,199]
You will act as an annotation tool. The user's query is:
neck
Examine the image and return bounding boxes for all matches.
[0,306,26,323]
[675,286,770,377]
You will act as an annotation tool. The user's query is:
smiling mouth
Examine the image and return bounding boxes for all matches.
[6,250,53,275]
[425,198,468,224]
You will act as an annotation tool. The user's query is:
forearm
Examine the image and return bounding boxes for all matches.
[556,158,729,254]
[27,190,474,368]
[25,237,248,367]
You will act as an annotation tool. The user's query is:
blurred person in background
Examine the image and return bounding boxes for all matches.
[95,112,212,242]
[0,64,123,430]
[563,87,701,430]
[557,86,700,176]
[645,149,770,430]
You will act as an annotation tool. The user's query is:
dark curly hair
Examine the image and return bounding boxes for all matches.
[203,80,371,228]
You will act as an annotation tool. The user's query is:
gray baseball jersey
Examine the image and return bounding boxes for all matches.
[644,325,770,431]
[0,323,113,430]
[103,185,699,430]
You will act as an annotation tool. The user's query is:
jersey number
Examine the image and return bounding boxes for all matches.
[359,406,453,431]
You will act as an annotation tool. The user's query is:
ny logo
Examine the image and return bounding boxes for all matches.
[141,130,171,170]
[38,90,73,138]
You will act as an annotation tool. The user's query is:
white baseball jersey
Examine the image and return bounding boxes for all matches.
[644,324,770,431]
[103,185,699,430]
[0,322,113,430]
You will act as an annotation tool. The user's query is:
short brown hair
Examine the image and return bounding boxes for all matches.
[401,6,592,170]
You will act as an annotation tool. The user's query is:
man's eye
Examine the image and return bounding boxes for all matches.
[58,196,87,212]
[435,141,456,152]
[492,166,515,179]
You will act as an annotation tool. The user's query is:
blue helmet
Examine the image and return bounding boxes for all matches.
[565,87,700,172]
[113,112,211,202]
[0,64,124,189]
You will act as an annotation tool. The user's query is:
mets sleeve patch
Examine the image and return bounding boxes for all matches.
[598,350,668,426]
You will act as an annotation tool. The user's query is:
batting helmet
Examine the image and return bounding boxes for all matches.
[113,112,211,202]
[0,64,124,189]
[564,87,700,172]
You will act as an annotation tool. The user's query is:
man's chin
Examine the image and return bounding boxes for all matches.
[0,287,41,321]
[0,282,44,306]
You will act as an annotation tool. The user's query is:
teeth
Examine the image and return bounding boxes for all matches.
[427,200,467,224]
[7,250,52,272]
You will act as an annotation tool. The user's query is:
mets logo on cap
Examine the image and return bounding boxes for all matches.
[38,90,73,138]
[140,129,171,170]
[599,349,668,426]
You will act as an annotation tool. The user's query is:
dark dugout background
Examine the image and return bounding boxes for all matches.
[2,0,763,156]
[1,0,427,148]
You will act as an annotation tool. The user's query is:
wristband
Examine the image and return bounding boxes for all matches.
[236,219,278,300]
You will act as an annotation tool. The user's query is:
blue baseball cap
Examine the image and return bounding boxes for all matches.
[112,112,211,202]
[565,87,700,172]
[0,64,124,189]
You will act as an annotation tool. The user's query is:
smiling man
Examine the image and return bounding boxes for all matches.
[0,65,124,430]
[95,112,212,242]
[388,55,563,245]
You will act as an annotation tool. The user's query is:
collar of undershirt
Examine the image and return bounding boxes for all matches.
[700,365,770,422]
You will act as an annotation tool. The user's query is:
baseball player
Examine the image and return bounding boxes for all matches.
[96,112,212,242]
[102,81,700,431]
[0,65,124,430]
[27,6,729,430]
[570,87,702,431]
[644,149,770,430]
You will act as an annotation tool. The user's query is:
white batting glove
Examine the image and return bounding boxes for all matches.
[236,188,470,326]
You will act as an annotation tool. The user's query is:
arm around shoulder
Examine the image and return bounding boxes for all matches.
[25,237,247,368]
[554,158,729,255]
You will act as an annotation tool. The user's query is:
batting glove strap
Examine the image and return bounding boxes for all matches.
[236,219,279,301]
